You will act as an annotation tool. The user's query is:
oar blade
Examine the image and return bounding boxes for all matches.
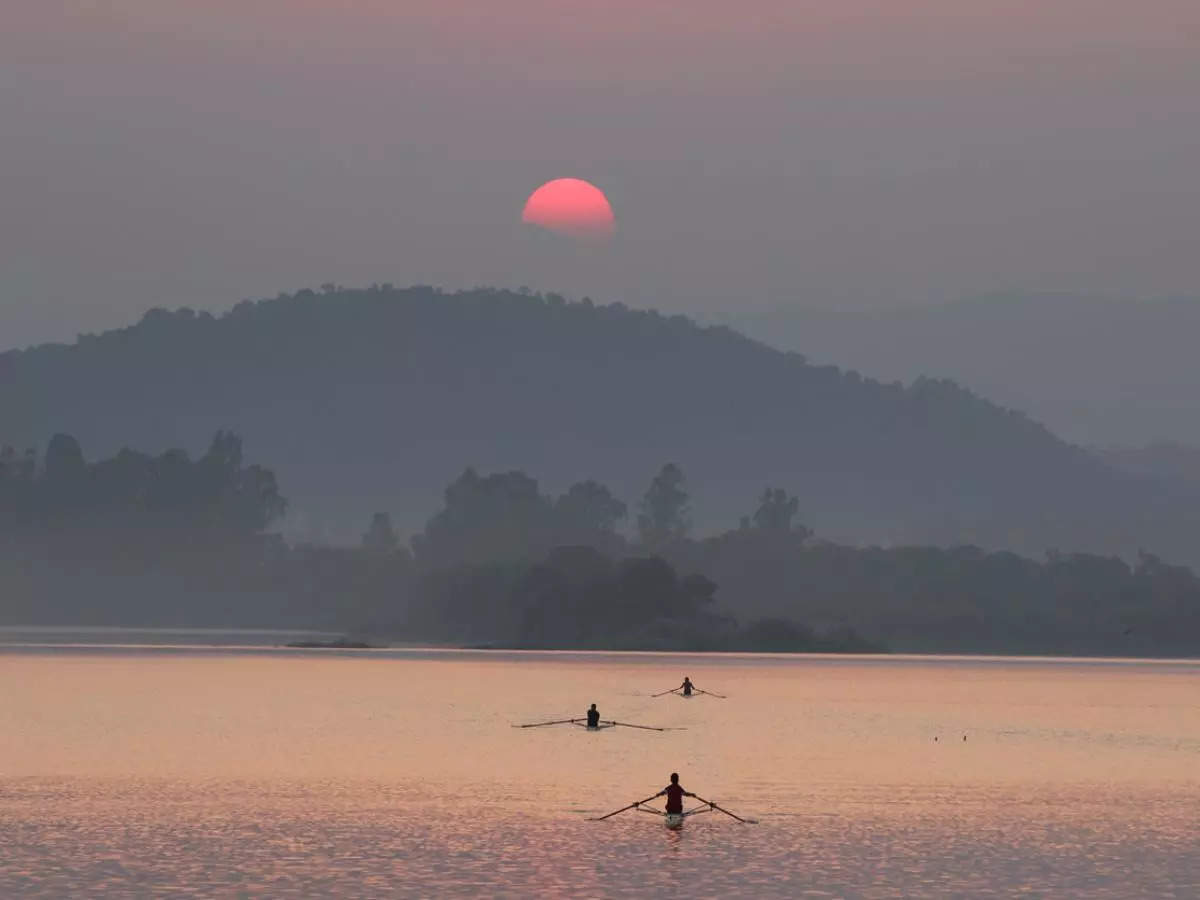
[589,793,662,821]
[605,720,685,732]
[690,794,754,823]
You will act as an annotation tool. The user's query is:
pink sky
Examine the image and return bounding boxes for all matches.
[2,0,1198,345]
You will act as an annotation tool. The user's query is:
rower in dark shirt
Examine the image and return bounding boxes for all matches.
[680,677,694,696]
[658,772,694,814]
[586,703,600,728]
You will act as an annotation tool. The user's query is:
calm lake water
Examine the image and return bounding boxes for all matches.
[2,639,1198,897]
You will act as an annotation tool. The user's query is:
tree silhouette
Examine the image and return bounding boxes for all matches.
[637,463,690,548]
[44,434,86,483]
[555,479,627,543]
[414,467,555,566]
[362,512,399,554]
[0,431,285,545]
[4,431,1200,655]
[751,487,810,538]
[6,283,1200,567]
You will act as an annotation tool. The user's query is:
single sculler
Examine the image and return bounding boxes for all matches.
[513,704,682,732]
[652,677,727,699]
[590,773,756,828]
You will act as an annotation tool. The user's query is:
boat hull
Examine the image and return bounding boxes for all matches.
[665,812,685,829]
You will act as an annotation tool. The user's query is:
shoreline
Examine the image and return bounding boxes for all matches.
[0,634,1196,665]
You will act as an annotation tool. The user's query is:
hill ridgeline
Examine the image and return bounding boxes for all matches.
[3,285,1197,562]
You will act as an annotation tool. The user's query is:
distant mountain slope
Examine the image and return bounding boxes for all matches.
[4,285,1198,561]
[1099,443,1200,490]
[727,293,1200,447]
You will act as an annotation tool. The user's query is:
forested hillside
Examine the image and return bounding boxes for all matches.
[730,293,1200,447]
[4,285,1198,562]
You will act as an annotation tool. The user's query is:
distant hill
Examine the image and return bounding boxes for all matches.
[4,285,1199,562]
[727,293,1200,447]
[1098,443,1200,490]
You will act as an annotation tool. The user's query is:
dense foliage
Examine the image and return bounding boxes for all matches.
[404,546,879,652]
[2,436,1198,656]
[0,431,284,559]
[5,285,1199,564]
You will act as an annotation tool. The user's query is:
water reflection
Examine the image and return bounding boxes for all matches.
[1,649,1197,896]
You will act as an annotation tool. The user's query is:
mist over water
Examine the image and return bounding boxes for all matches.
[6,0,1200,893]
[2,643,1197,896]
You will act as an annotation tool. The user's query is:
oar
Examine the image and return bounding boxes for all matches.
[589,793,662,821]
[651,688,680,697]
[690,794,756,824]
[603,720,685,732]
[696,689,728,699]
[512,717,582,728]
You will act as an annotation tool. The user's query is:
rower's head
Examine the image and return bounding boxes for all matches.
[670,772,679,784]
[590,703,597,710]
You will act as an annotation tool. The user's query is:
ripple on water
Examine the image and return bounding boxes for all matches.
[1,779,1198,898]
[2,650,1199,896]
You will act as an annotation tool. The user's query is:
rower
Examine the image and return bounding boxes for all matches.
[657,772,695,815]
[680,677,694,696]
[586,703,600,728]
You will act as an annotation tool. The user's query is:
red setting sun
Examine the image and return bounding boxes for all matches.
[521,178,615,240]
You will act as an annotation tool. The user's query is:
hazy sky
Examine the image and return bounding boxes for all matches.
[3,1,1199,348]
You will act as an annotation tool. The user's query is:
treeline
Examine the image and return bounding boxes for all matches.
[669,537,1200,656]
[0,433,289,626]
[0,432,284,560]
[3,434,1199,656]
[391,461,1200,655]
[11,283,1200,568]
[0,436,859,651]
[401,546,878,652]
[403,462,806,564]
